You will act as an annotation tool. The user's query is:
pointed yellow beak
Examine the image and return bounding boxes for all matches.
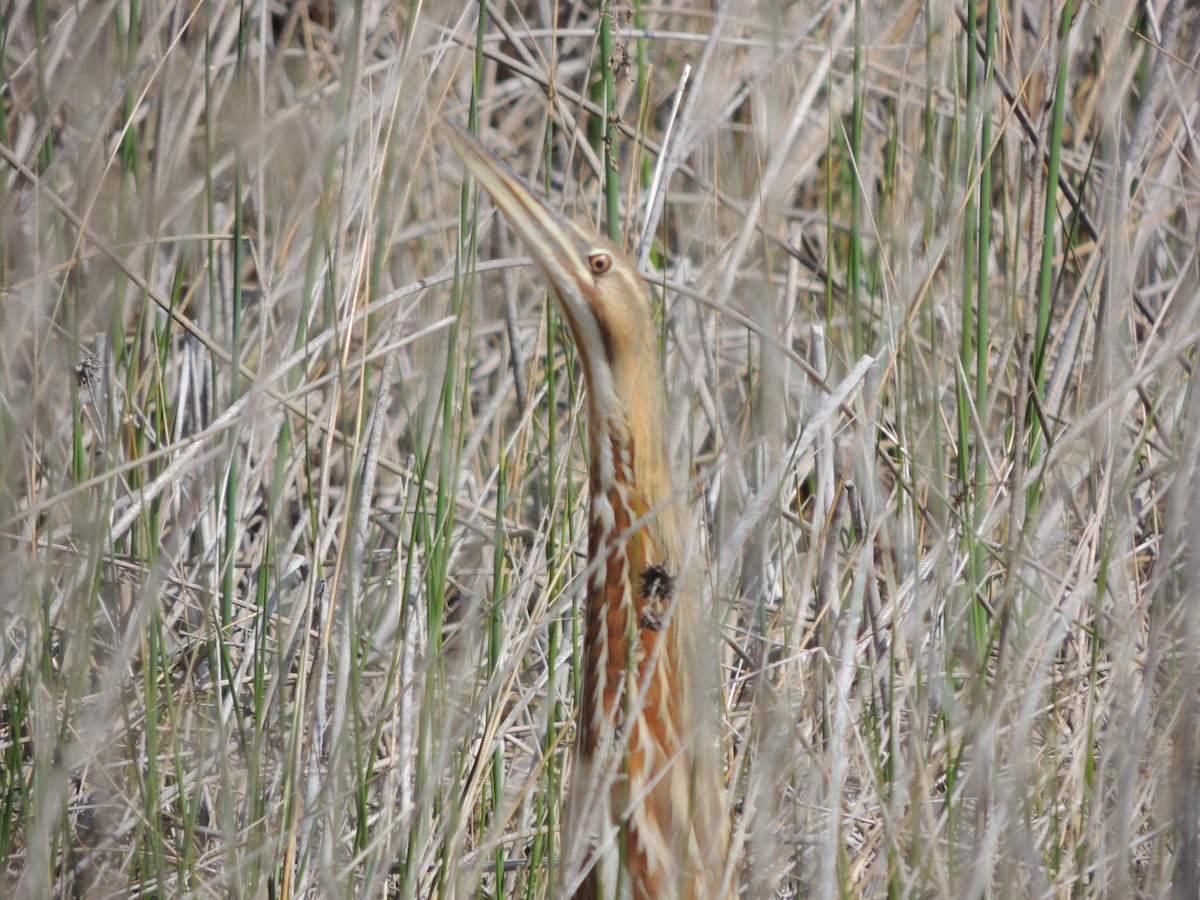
[441,121,620,370]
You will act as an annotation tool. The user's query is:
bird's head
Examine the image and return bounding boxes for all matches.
[443,122,664,432]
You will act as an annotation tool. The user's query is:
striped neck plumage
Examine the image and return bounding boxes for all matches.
[581,341,677,504]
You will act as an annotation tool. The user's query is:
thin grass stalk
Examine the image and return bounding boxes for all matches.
[599,3,620,243]
[486,460,508,897]
[1029,0,1075,511]
[849,0,865,357]
[972,0,998,654]
[957,0,984,659]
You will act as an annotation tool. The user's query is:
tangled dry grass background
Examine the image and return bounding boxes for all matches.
[2,1,1199,896]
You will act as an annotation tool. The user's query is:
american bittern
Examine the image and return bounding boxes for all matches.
[445,123,726,899]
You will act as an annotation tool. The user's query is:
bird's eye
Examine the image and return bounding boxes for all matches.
[588,253,612,276]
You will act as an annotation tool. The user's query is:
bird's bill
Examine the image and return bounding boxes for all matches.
[441,121,599,335]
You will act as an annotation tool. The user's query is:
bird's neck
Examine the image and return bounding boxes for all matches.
[587,338,676,498]
[585,379,682,565]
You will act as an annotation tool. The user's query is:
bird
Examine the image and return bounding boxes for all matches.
[444,121,727,899]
